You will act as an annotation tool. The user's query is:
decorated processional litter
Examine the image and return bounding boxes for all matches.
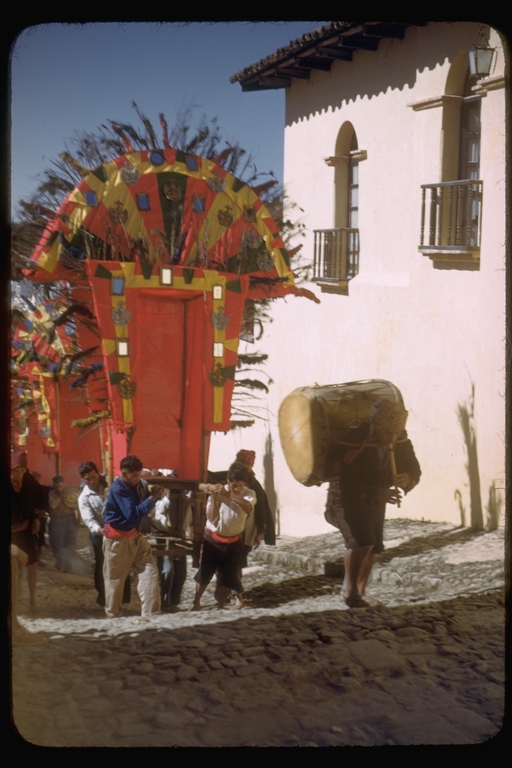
[12,144,318,482]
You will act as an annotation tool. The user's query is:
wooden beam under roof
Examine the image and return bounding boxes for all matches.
[313,45,354,61]
[241,75,292,92]
[293,55,334,72]
[337,34,380,51]
[274,65,311,79]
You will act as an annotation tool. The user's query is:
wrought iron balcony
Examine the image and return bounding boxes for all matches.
[419,180,482,267]
[313,228,359,292]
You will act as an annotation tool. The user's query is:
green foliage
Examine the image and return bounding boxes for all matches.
[237,353,269,366]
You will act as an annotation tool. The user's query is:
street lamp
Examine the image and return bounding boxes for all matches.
[468,25,496,78]
[468,46,496,77]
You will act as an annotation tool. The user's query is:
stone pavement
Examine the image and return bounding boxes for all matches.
[11,519,506,747]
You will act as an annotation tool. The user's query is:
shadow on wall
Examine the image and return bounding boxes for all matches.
[285,23,485,126]
[263,431,279,537]
[456,383,484,530]
[486,482,502,531]
[453,489,466,527]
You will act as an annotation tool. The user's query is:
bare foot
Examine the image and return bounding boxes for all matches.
[190,603,202,612]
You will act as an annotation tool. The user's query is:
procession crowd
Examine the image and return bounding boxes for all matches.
[11,399,421,643]
[10,447,276,641]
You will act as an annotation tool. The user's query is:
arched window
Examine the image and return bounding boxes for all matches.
[334,122,358,231]
[347,132,359,277]
[420,52,482,265]
[314,122,361,293]
[441,52,481,183]
[459,74,481,179]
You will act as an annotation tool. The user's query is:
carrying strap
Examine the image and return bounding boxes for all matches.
[343,440,368,466]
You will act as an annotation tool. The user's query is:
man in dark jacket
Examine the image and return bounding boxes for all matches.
[102,455,165,618]
[235,449,275,562]
[338,398,421,608]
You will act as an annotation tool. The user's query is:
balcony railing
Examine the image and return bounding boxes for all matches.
[313,228,359,285]
[419,180,483,257]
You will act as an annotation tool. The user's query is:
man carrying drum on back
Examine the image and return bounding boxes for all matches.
[338,398,421,608]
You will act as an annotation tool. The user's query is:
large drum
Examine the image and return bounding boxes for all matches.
[278,379,404,486]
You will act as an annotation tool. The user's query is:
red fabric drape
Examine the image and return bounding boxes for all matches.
[130,293,186,470]
[180,297,206,478]
[84,262,249,478]
[57,383,103,484]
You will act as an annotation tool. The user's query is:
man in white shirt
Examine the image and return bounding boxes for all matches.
[78,461,130,608]
[193,462,255,610]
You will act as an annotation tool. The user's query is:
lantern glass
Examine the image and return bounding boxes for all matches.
[469,47,494,77]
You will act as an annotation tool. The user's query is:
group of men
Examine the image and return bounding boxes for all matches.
[80,450,274,617]
[10,448,273,625]
[11,396,421,634]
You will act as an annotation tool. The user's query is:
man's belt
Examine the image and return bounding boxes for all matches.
[206,529,242,544]
[103,524,140,539]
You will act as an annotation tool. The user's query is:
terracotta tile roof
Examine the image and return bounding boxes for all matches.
[230,22,425,91]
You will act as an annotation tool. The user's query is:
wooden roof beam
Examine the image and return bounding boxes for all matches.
[338,35,380,51]
[240,75,292,91]
[314,45,354,61]
[273,65,311,79]
[293,55,333,72]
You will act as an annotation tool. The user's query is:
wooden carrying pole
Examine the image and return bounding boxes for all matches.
[388,443,401,508]
[55,379,61,476]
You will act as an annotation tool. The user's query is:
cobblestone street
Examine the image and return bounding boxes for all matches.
[12,519,505,747]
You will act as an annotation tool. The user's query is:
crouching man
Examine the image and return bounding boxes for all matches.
[339,398,421,608]
[102,455,165,618]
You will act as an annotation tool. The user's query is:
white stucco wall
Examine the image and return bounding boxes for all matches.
[211,23,506,536]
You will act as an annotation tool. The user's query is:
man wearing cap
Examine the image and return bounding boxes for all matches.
[102,455,165,618]
[338,398,421,608]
